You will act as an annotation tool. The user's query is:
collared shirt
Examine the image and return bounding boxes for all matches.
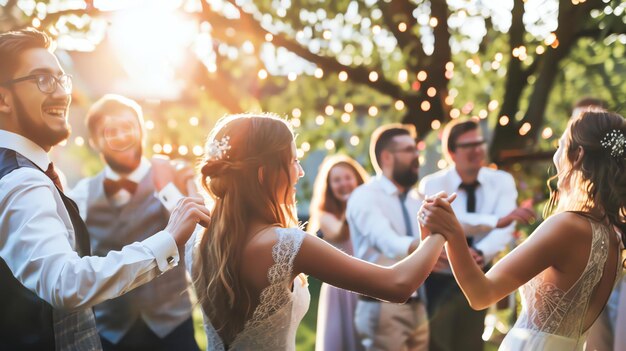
[0,130,179,309]
[70,157,151,212]
[418,166,518,266]
[347,175,421,266]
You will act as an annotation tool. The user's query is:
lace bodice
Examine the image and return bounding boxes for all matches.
[186,227,310,351]
[512,219,615,340]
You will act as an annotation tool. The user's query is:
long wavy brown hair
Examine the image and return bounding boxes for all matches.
[545,110,626,250]
[307,155,369,234]
[193,113,298,344]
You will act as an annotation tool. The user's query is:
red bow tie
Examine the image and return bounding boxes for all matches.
[103,178,138,197]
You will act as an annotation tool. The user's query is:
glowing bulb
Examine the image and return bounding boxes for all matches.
[315,115,325,125]
[258,69,268,79]
[153,144,163,153]
[368,106,378,116]
[325,105,335,115]
[265,33,273,42]
[301,142,311,152]
[314,68,324,78]
[75,136,84,146]
[394,100,405,110]
[450,109,460,119]
[325,139,335,150]
[146,120,155,130]
[341,113,351,123]
[398,69,408,83]
[349,135,360,146]
[344,103,354,113]
[437,159,448,169]
[193,145,203,156]
[398,22,407,32]
[542,127,553,139]
[297,149,305,158]
[338,71,348,81]
[291,118,301,128]
[445,61,454,71]
[369,71,379,82]
[288,72,297,81]
[445,95,454,105]
[421,100,431,111]
[417,71,427,81]
[163,144,173,154]
[499,115,510,126]
[519,122,532,136]
[178,145,188,155]
[431,120,441,130]
[427,87,437,97]
[488,100,499,111]
[429,17,438,27]
[479,110,488,119]
[292,108,302,118]
[189,116,199,126]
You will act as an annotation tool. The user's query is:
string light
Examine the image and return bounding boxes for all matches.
[178,145,189,155]
[395,100,405,110]
[427,87,437,97]
[290,118,301,128]
[323,30,332,40]
[301,142,311,152]
[153,144,163,154]
[189,116,199,126]
[431,120,441,130]
[398,69,408,83]
[325,139,335,150]
[519,122,532,136]
[437,159,448,169]
[258,69,268,79]
[349,135,360,146]
[325,105,335,115]
[292,108,302,118]
[445,62,454,71]
[315,115,325,125]
[372,25,381,35]
[488,100,499,111]
[417,71,428,81]
[398,22,407,32]
[344,103,354,113]
[445,95,454,105]
[450,108,460,119]
[449,88,458,97]
[265,33,273,42]
[193,145,203,156]
[288,72,297,81]
[369,71,379,82]
[146,120,155,130]
[163,144,173,154]
[338,71,348,81]
[536,46,545,55]
[429,17,438,27]
[74,136,84,146]
[297,149,305,158]
[314,68,324,78]
[341,113,351,123]
[542,127,553,139]
[499,115,510,126]
[421,101,431,111]
[368,106,378,116]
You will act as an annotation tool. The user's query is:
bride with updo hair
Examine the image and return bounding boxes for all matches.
[185,113,447,350]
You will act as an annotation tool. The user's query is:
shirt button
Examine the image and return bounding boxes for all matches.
[167,256,175,265]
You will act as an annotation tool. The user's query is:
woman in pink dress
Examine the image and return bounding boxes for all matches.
[308,155,369,351]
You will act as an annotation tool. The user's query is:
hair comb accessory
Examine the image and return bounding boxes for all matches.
[600,129,626,158]
[206,136,231,160]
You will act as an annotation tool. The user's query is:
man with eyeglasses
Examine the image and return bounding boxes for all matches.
[346,124,429,351]
[418,119,534,351]
[67,94,199,351]
[0,29,210,350]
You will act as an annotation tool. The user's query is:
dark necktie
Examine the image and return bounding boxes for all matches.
[45,162,64,191]
[459,181,479,246]
[398,191,414,236]
[103,178,138,197]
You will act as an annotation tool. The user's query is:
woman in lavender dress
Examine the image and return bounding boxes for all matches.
[308,155,369,351]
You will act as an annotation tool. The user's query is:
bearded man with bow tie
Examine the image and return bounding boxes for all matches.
[68,94,200,351]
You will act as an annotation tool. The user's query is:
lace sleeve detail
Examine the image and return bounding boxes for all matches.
[243,228,305,330]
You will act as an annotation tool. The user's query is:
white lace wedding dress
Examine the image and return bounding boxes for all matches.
[186,227,310,351]
[500,219,621,351]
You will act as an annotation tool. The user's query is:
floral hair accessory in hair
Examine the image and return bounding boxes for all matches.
[600,129,626,158]
[206,136,231,160]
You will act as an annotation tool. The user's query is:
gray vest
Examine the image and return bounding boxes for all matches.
[83,169,192,343]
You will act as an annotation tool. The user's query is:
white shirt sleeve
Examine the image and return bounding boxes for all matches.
[0,168,179,311]
[474,173,518,261]
[347,188,414,260]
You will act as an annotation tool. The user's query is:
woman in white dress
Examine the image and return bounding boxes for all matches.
[419,110,626,350]
[186,113,446,350]
[308,155,369,351]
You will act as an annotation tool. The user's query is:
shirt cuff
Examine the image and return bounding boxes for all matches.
[142,230,179,272]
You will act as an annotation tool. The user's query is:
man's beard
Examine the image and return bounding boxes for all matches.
[103,146,142,174]
[14,92,70,148]
[392,161,419,188]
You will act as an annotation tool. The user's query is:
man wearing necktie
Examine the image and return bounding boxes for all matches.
[418,120,534,351]
[0,29,210,351]
[347,124,428,351]
[68,94,200,351]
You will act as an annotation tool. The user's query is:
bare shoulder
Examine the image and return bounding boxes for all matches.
[529,212,591,248]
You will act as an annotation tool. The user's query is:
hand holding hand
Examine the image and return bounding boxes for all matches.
[165,197,211,247]
[418,194,463,242]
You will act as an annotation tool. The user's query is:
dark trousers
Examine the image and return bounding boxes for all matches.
[100,317,200,351]
[425,272,486,351]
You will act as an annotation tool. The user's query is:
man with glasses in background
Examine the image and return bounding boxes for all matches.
[68,94,200,351]
[418,119,534,351]
[0,28,210,350]
[347,123,428,351]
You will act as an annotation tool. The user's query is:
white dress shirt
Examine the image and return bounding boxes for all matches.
[0,130,179,310]
[418,166,518,267]
[69,157,151,213]
[347,175,421,266]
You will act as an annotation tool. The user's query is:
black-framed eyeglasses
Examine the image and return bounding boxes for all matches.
[455,140,486,149]
[390,146,419,155]
[1,73,72,95]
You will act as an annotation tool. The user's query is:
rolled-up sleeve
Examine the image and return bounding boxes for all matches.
[0,169,179,311]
